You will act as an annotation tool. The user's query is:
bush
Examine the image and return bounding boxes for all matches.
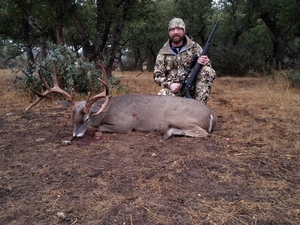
[13,42,107,96]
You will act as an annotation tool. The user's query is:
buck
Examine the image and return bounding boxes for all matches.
[26,61,217,141]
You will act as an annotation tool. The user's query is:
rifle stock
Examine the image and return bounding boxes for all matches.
[185,20,219,99]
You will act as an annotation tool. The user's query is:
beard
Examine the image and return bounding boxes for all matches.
[170,34,184,44]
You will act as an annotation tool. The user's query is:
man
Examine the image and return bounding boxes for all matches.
[153,18,216,104]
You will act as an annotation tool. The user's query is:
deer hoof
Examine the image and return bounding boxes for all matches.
[163,133,171,140]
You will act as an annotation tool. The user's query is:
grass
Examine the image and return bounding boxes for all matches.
[1,69,300,224]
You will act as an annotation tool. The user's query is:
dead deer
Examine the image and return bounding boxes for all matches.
[26,61,217,141]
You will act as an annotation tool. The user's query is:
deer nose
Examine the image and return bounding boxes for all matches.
[73,132,84,138]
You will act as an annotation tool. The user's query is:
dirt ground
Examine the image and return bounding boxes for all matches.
[0,70,300,225]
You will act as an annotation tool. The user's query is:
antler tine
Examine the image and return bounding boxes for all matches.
[92,78,110,115]
[83,62,110,115]
[98,63,109,85]
[25,61,75,111]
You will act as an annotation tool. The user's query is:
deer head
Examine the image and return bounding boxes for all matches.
[26,60,110,138]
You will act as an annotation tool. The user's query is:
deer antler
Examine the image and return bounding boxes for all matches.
[83,63,110,115]
[25,61,75,111]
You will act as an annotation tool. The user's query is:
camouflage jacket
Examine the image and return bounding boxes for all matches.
[153,35,212,89]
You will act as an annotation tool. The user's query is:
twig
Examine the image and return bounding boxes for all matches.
[209,206,248,225]
[19,68,32,78]
[130,214,133,225]
[71,218,78,225]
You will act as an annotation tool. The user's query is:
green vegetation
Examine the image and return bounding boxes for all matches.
[1,0,300,86]
[13,43,105,95]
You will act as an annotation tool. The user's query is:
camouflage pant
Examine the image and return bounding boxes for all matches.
[157,66,216,104]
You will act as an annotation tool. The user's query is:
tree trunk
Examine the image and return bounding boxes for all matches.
[21,16,35,70]
[260,12,295,66]
[56,25,64,45]
[149,45,157,71]
[55,2,65,45]
[105,2,128,76]
[94,0,110,60]
[106,22,122,76]
[71,9,94,61]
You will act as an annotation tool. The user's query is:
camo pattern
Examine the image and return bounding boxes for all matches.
[154,35,216,104]
[168,18,185,31]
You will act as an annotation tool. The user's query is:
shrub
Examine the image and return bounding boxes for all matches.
[13,42,108,96]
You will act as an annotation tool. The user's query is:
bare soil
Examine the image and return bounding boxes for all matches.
[0,70,299,225]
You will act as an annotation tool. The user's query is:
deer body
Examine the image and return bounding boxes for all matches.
[64,94,216,140]
[27,61,217,141]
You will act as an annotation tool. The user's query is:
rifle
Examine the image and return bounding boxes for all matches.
[179,54,198,91]
[184,20,219,99]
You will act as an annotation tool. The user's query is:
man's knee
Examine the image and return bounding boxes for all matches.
[195,82,212,104]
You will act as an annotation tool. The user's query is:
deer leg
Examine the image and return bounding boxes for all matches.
[163,126,209,140]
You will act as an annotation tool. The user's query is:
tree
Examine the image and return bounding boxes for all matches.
[1,0,300,76]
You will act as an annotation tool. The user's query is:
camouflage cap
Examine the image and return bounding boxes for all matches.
[168,18,185,32]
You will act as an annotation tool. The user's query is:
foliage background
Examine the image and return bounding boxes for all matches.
[1,0,300,78]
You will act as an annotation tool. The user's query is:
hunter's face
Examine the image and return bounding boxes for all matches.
[169,27,184,44]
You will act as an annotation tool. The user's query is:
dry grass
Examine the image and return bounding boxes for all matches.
[1,69,300,225]
[210,75,300,149]
[111,71,161,95]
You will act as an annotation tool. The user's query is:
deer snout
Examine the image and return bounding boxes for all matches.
[73,122,89,138]
[73,132,84,138]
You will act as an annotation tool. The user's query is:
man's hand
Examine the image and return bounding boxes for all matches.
[170,83,180,93]
[198,55,209,66]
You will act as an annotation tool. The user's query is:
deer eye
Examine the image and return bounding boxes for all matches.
[84,116,90,123]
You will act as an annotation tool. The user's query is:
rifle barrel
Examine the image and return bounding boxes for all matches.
[184,20,219,99]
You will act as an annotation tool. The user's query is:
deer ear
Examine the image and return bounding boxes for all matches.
[90,103,101,113]
[57,100,71,108]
